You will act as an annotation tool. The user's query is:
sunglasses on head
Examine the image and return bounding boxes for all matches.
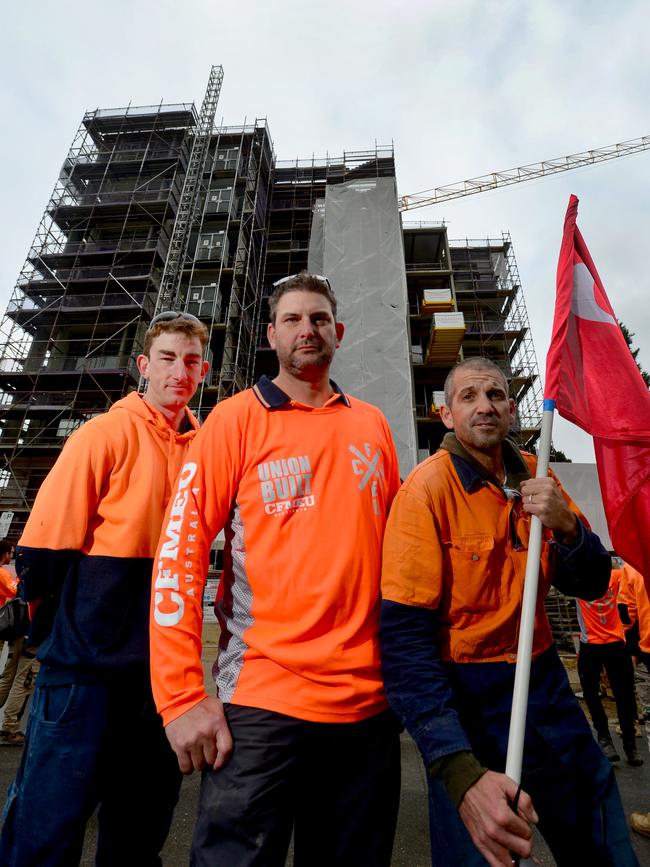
[272,274,332,291]
[148,311,203,328]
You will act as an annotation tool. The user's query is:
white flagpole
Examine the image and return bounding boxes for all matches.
[505,402,555,784]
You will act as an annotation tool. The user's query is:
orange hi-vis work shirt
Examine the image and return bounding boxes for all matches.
[576,570,625,644]
[0,566,17,607]
[150,376,401,726]
[622,562,650,653]
[381,447,587,664]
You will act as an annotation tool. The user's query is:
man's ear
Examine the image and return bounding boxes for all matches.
[440,404,454,431]
[335,321,345,347]
[267,322,276,350]
[136,354,150,380]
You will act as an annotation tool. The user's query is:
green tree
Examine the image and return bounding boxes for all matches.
[620,322,650,388]
[550,448,572,463]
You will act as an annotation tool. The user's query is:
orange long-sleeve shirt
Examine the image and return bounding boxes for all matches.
[381,445,592,663]
[150,377,400,726]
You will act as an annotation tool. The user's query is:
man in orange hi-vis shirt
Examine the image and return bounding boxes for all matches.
[151,273,402,867]
[576,562,642,766]
[379,357,635,867]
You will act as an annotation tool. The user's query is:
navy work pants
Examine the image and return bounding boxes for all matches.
[577,639,637,746]
[191,704,401,867]
[0,673,181,867]
[427,719,637,866]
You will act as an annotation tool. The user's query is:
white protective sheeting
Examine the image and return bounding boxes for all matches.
[549,462,612,550]
[308,177,418,477]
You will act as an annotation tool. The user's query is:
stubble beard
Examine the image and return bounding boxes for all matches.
[277,342,335,380]
[468,417,508,450]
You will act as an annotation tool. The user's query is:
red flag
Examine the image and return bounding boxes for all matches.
[546,194,650,579]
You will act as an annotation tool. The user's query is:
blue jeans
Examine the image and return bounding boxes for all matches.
[0,674,181,867]
[427,726,638,867]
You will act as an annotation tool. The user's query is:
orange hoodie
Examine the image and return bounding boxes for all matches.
[17,392,199,679]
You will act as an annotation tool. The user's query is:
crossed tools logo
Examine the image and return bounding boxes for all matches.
[349,443,386,516]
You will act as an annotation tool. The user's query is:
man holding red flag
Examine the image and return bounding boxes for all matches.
[380,357,636,866]
[546,194,650,582]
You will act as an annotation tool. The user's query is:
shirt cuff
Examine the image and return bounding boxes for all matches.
[428,750,486,809]
[553,516,584,549]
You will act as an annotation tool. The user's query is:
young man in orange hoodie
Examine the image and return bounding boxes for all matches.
[0,313,208,867]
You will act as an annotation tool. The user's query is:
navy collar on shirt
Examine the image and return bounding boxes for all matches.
[252,375,351,410]
[449,453,486,492]
[443,434,531,494]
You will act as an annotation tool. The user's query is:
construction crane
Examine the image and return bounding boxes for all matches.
[399,134,650,211]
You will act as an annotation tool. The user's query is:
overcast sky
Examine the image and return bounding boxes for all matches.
[2,0,649,460]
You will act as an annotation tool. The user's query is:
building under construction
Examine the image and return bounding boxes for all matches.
[0,67,542,539]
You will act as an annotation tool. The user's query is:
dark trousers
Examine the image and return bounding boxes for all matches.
[0,675,182,867]
[191,704,401,867]
[577,640,637,747]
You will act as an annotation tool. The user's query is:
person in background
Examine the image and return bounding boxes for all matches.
[576,561,642,766]
[0,541,16,605]
[0,539,37,747]
[0,312,209,867]
[618,562,650,839]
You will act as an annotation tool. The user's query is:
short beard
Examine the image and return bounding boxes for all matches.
[468,422,507,450]
[276,344,335,380]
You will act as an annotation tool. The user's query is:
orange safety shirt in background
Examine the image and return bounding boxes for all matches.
[576,569,625,644]
[150,377,401,727]
[623,562,650,654]
[0,566,17,607]
[381,447,587,664]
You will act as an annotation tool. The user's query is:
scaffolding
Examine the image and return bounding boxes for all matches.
[0,73,546,536]
[217,120,274,400]
[175,120,275,413]
[0,72,280,533]
[448,234,543,444]
[255,146,396,382]
[155,66,223,313]
[0,101,197,535]
[402,226,542,458]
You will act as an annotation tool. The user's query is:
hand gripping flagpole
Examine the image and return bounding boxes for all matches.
[505,400,555,785]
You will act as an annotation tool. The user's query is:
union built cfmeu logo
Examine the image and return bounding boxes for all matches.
[257,455,315,516]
